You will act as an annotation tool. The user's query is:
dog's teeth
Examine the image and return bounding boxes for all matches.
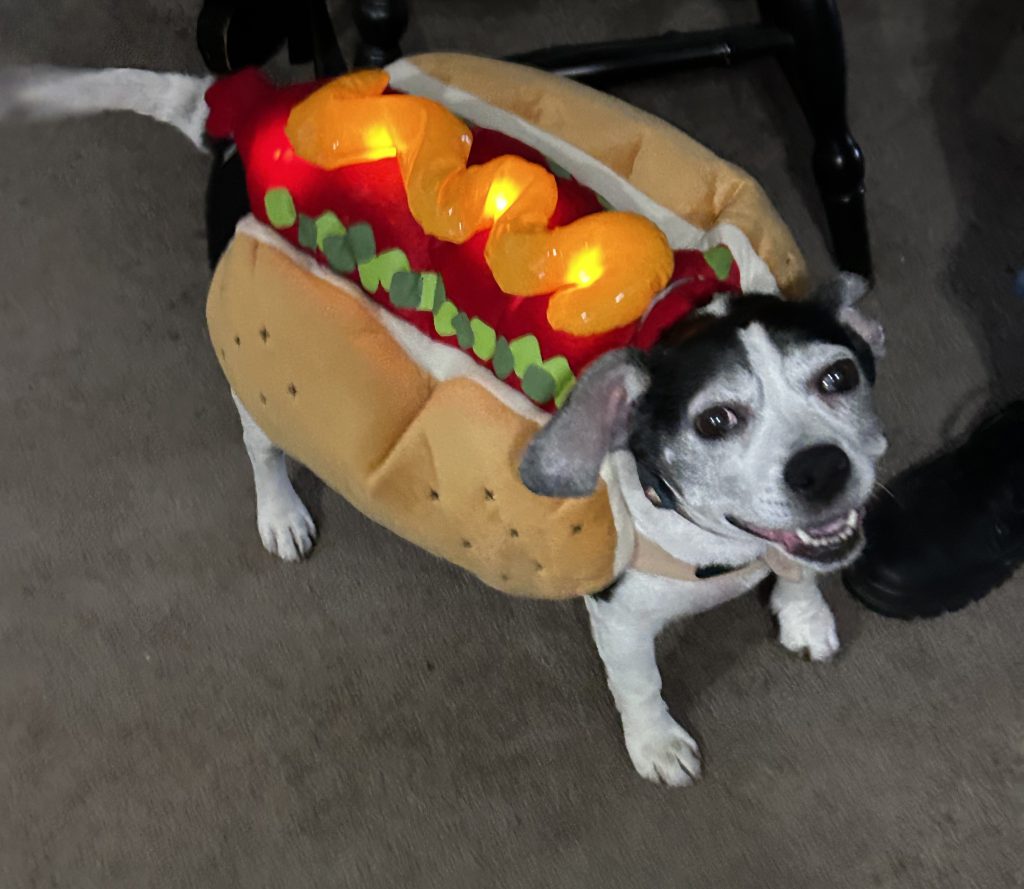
[798,519,859,550]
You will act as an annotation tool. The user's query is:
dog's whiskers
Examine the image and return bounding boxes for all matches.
[873,480,897,502]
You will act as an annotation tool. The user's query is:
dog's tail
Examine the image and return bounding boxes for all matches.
[0,67,214,149]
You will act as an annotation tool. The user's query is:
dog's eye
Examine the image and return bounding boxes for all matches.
[818,359,860,395]
[694,405,741,439]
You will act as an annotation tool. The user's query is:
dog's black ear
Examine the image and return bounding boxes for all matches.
[812,273,886,360]
[519,349,649,498]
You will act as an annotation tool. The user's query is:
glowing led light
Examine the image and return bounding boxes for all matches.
[567,247,604,287]
[287,72,675,334]
[362,124,397,161]
[484,178,521,221]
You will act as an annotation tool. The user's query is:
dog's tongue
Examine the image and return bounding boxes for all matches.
[767,529,803,550]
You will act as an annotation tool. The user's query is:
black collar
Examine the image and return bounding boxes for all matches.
[634,459,747,578]
[636,459,683,513]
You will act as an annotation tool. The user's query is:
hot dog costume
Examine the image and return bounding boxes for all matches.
[204,53,808,598]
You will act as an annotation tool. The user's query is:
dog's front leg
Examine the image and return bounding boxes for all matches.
[232,392,316,561]
[770,572,839,661]
[585,576,701,787]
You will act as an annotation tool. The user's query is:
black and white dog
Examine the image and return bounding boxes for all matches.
[522,288,886,784]
[1,67,887,786]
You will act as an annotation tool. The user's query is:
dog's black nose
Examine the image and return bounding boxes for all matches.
[784,444,851,503]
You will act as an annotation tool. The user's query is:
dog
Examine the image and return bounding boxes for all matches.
[1,66,887,786]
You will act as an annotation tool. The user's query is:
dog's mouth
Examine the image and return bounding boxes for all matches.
[727,509,864,565]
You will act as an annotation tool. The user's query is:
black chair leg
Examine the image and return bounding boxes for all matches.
[759,0,872,279]
[197,0,289,73]
[197,0,345,77]
[290,0,347,77]
[354,0,409,68]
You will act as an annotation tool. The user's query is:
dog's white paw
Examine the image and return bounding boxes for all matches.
[624,714,702,787]
[776,599,840,662]
[256,490,316,562]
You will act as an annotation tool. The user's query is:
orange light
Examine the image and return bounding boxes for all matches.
[567,247,604,287]
[287,72,674,334]
[484,178,521,221]
[362,124,397,161]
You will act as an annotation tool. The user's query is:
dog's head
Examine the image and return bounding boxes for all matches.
[520,275,887,570]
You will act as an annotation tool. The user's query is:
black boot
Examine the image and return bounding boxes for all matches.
[843,401,1024,618]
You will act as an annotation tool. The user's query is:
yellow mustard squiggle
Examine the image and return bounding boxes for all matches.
[284,70,673,336]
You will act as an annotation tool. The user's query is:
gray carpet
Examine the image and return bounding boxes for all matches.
[2,1,1022,887]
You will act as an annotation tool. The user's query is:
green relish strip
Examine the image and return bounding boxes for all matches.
[264,186,577,408]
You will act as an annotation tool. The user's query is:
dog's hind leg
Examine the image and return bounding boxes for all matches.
[232,391,316,561]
